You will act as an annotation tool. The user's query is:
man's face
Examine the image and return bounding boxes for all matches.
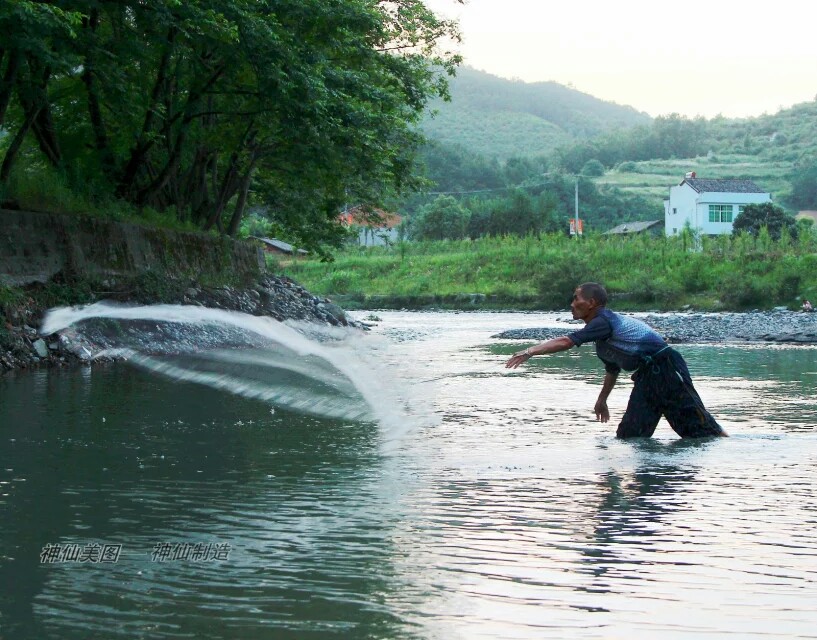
[571,288,596,322]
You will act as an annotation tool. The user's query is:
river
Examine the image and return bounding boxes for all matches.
[1,309,816,639]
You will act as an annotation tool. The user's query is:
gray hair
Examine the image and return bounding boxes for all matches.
[578,282,608,306]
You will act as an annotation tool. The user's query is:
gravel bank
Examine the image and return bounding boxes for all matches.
[493,310,817,344]
[1,274,358,372]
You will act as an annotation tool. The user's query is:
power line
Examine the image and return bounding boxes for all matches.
[424,173,599,196]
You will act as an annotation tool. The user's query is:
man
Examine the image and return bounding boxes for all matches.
[505,282,727,439]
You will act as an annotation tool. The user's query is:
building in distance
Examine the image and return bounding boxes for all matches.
[664,173,771,237]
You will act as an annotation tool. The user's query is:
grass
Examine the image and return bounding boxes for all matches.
[281,231,817,311]
[1,162,201,233]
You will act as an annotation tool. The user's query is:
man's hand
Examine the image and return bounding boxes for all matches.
[594,400,610,423]
[505,350,531,369]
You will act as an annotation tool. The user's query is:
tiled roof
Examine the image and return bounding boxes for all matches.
[683,178,766,193]
[250,237,306,254]
[338,205,402,229]
[604,220,664,235]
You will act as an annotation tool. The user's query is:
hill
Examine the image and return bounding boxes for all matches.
[421,67,652,160]
[416,69,817,227]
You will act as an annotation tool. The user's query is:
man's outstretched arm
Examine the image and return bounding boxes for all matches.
[505,336,574,369]
[594,371,618,422]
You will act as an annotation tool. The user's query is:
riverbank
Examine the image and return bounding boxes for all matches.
[0,208,358,373]
[494,309,817,344]
[281,234,817,312]
[0,274,354,372]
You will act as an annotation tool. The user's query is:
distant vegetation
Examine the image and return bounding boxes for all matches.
[5,7,817,253]
[0,0,459,255]
[282,230,817,312]
[421,67,650,159]
[407,68,817,236]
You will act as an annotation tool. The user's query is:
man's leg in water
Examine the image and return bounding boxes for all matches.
[660,351,727,438]
[617,375,662,438]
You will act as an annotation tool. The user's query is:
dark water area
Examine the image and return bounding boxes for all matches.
[1,311,816,638]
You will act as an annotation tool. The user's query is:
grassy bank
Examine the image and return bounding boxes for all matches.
[280,232,817,311]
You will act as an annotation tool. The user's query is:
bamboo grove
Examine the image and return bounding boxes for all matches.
[0,1,461,251]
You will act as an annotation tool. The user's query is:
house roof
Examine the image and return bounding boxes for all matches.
[338,205,402,229]
[796,210,817,222]
[604,220,664,235]
[682,178,766,194]
[250,237,307,254]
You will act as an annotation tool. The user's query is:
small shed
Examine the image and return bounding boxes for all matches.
[604,220,665,236]
[250,237,308,256]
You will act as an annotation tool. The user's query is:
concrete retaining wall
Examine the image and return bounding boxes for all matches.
[0,209,265,286]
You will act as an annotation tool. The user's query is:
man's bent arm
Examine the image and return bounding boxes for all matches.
[594,371,618,423]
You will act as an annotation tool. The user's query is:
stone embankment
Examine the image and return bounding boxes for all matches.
[1,274,354,372]
[493,310,817,344]
[1,208,356,373]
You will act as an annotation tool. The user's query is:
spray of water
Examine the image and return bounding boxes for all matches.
[42,302,432,442]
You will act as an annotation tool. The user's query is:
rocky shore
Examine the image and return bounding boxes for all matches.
[0,274,356,372]
[493,310,817,344]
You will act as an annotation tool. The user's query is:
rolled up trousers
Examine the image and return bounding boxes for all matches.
[616,348,725,439]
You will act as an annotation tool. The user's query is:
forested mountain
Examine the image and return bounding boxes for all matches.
[421,67,652,160]
[411,68,817,235]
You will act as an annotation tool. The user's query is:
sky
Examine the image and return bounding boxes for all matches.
[424,0,817,119]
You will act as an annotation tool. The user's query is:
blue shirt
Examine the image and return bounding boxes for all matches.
[567,308,667,373]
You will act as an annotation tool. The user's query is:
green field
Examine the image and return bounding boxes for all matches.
[280,232,817,312]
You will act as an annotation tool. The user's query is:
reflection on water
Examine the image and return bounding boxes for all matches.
[1,311,816,639]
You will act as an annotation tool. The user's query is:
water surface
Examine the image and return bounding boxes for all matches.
[1,310,816,639]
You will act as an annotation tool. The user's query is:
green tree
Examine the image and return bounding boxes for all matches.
[411,195,470,240]
[732,202,798,241]
[0,0,461,253]
[787,158,817,210]
[580,159,604,177]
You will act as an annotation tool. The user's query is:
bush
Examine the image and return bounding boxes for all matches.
[325,270,356,294]
[535,259,593,309]
[581,159,605,177]
[733,202,798,241]
[717,273,770,308]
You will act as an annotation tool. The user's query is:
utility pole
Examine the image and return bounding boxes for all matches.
[574,176,579,239]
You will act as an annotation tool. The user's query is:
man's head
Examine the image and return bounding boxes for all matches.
[571,282,608,322]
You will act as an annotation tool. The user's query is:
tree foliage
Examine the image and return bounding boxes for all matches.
[411,195,470,240]
[787,157,817,210]
[0,0,461,252]
[732,202,798,240]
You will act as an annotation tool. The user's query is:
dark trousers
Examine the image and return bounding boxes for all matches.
[616,348,725,439]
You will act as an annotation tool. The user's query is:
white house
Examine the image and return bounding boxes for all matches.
[664,174,771,237]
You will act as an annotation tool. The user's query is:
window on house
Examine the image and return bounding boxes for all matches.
[673,208,677,215]
[708,204,733,223]
[738,205,746,217]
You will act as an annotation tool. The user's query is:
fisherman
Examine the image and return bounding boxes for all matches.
[505,282,727,438]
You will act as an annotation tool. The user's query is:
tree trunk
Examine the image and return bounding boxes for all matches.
[134,64,225,206]
[202,152,240,231]
[0,48,20,127]
[227,152,258,236]
[0,104,39,184]
[116,26,177,197]
[81,8,115,179]
[14,58,61,168]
